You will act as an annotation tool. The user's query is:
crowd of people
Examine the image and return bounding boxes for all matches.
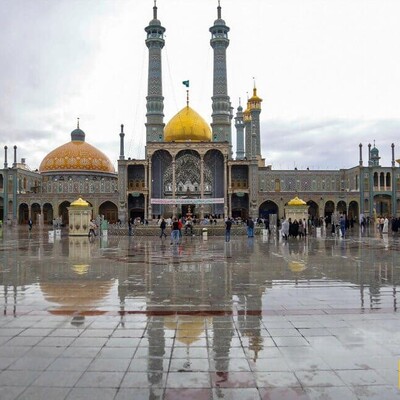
[112,212,400,243]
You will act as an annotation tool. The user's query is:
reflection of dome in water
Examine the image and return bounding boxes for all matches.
[40,280,113,314]
[165,315,209,345]
[288,261,306,272]
[71,264,90,275]
[164,106,212,142]
[39,126,115,174]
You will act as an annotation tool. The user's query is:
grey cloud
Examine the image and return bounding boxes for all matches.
[260,118,400,170]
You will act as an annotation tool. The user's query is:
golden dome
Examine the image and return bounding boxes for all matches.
[288,196,307,206]
[243,107,251,122]
[70,198,90,207]
[248,87,262,110]
[164,106,212,142]
[39,127,115,174]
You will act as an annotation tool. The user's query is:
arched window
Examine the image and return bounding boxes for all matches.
[274,179,281,192]
[374,172,378,187]
[380,172,384,187]
[386,172,391,188]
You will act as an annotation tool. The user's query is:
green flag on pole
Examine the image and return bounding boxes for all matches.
[182,80,189,88]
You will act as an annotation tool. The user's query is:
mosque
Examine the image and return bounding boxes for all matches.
[0,2,399,226]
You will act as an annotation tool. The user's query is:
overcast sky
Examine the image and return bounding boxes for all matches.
[1,0,400,171]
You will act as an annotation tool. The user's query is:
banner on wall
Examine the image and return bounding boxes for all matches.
[151,198,224,205]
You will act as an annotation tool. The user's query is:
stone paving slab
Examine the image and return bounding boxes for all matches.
[0,227,400,399]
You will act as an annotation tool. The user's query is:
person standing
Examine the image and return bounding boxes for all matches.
[281,218,289,240]
[339,215,346,237]
[298,219,304,238]
[178,218,183,238]
[128,218,132,236]
[88,219,97,237]
[160,218,167,238]
[382,217,389,234]
[247,218,254,238]
[225,217,232,242]
[264,216,270,234]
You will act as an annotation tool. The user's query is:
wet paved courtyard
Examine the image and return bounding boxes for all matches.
[0,226,400,399]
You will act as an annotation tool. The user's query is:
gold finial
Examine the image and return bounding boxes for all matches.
[253,77,258,96]
[186,90,189,107]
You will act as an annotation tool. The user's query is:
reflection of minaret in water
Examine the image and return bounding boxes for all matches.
[212,315,234,373]
[147,315,165,396]
[3,285,17,317]
[237,294,263,362]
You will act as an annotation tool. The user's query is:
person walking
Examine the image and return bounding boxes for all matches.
[225,217,232,242]
[170,218,180,245]
[160,218,167,238]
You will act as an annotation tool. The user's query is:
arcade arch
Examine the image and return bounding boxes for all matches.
[31,203,41,224]
[43,203,53,225]
[348,201,359,220]
[59,201,71,225]
[19,203,29,224]
[99,201,118,223]
[307,200,319,218]
[259,200,279,219]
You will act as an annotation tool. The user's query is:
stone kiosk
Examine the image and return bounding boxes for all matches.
[68,198,92,236]
[284,196,309,222]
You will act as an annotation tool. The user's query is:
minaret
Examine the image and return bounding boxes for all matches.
[369,141,380,167]
[210,1,232,145]
[391,143,395,167]
[244,98,252,159]
[248,82,262,158]
[119,124,125,160]
[13,145,17,168]
[4,146,8,168]
[145,1,165,143]
[368,143,371,165]
[234,100,245,159]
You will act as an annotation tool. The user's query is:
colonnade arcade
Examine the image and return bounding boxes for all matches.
[17,200,118,225]
[147,146,228,220]
[258,199,360,221]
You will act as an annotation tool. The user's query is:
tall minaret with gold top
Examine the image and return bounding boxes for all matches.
[248,83,262,159]
[145,1,165,143]
[210,1,232,146]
